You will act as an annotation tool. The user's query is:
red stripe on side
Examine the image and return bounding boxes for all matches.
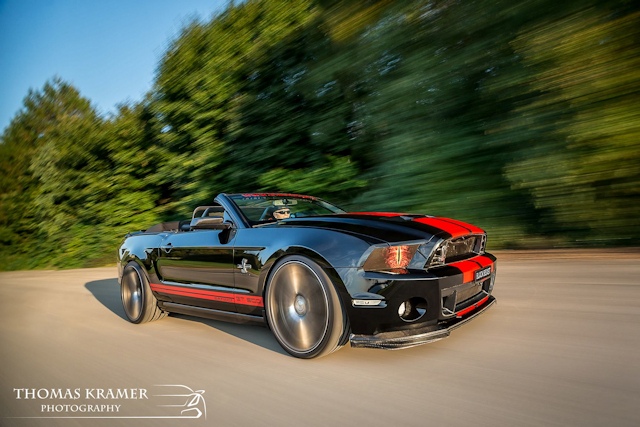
[412,217,469,238]
[152,287,235,304]
[347,212,409,217]
[456,295,490,318]
[448,260,479,283]
[150,284,264,307]
[437,217,484,234]
[150,283,234,300]
[151,283,236,298]
[233,295,265,307]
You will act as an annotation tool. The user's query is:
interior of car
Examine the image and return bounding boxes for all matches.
[145,203,228,233]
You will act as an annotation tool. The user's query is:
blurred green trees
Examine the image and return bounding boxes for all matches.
[1,0,639,270]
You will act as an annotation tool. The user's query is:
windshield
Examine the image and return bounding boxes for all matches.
[228,193,345,225]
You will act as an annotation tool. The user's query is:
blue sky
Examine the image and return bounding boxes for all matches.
[0,0,230,133]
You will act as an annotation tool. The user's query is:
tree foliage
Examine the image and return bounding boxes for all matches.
[1,0,639,270]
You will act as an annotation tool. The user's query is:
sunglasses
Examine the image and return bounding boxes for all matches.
[274,209,290,215]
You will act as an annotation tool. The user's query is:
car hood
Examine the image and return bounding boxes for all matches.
[275,213,484,245]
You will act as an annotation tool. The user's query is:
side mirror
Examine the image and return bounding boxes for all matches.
[190,217,232,230]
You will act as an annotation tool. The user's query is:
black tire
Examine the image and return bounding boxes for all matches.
[265,255,349,359]
[120,261,167,324]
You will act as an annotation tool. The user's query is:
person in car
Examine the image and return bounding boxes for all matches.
[273,207,291,220]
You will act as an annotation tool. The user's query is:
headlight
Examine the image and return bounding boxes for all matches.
[426,241,448,268]
[363,244,420,273]
[362,239,459,273]
[447,237,477,259]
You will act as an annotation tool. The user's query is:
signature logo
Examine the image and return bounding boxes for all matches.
[7,385,207,420]
[155,385,206,419]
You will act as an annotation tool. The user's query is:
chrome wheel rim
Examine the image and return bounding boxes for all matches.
[267,261,329,353]
[122,267,143,321]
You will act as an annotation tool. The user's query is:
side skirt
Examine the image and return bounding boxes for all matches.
[159,302,266,326]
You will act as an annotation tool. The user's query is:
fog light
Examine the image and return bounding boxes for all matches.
[398,302,407,317]
[398,297,427,322]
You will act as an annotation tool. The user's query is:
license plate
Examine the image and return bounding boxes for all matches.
[475,266,491,281]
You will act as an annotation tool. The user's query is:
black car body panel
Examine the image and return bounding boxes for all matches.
[117,193,497,349]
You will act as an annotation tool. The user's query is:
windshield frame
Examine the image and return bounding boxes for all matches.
[225,193,346,226]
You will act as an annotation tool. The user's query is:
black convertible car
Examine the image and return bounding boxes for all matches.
[117,193,496,358]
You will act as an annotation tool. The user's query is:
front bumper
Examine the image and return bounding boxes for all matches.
[349,295,496,349]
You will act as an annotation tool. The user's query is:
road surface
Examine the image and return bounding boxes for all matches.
[1,253,639,426]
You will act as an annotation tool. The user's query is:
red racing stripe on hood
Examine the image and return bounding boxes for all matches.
[436,217,484,234]
[412,217,470,238]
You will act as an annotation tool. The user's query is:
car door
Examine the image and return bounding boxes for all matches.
[156,226,237,312]
[233,227,277,316]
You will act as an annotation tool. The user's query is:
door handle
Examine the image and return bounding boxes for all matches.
[160,243,173,254]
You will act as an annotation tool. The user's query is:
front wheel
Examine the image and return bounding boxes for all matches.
[265,256,349,359]
[120,261,167,324]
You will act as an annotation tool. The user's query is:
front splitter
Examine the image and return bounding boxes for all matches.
[349,296,496,350]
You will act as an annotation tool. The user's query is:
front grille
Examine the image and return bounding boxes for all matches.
[441,277,491,317]
[456,283,482,305]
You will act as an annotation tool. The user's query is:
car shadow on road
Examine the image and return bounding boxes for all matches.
[84,278,287,356]
[170,313,287,356]
[85,278,127,320]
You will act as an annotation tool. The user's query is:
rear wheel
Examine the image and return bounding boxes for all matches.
[121,262,167,324]
[265,256,348,359]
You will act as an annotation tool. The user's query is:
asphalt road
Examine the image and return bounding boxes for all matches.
[1,254,639,426]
